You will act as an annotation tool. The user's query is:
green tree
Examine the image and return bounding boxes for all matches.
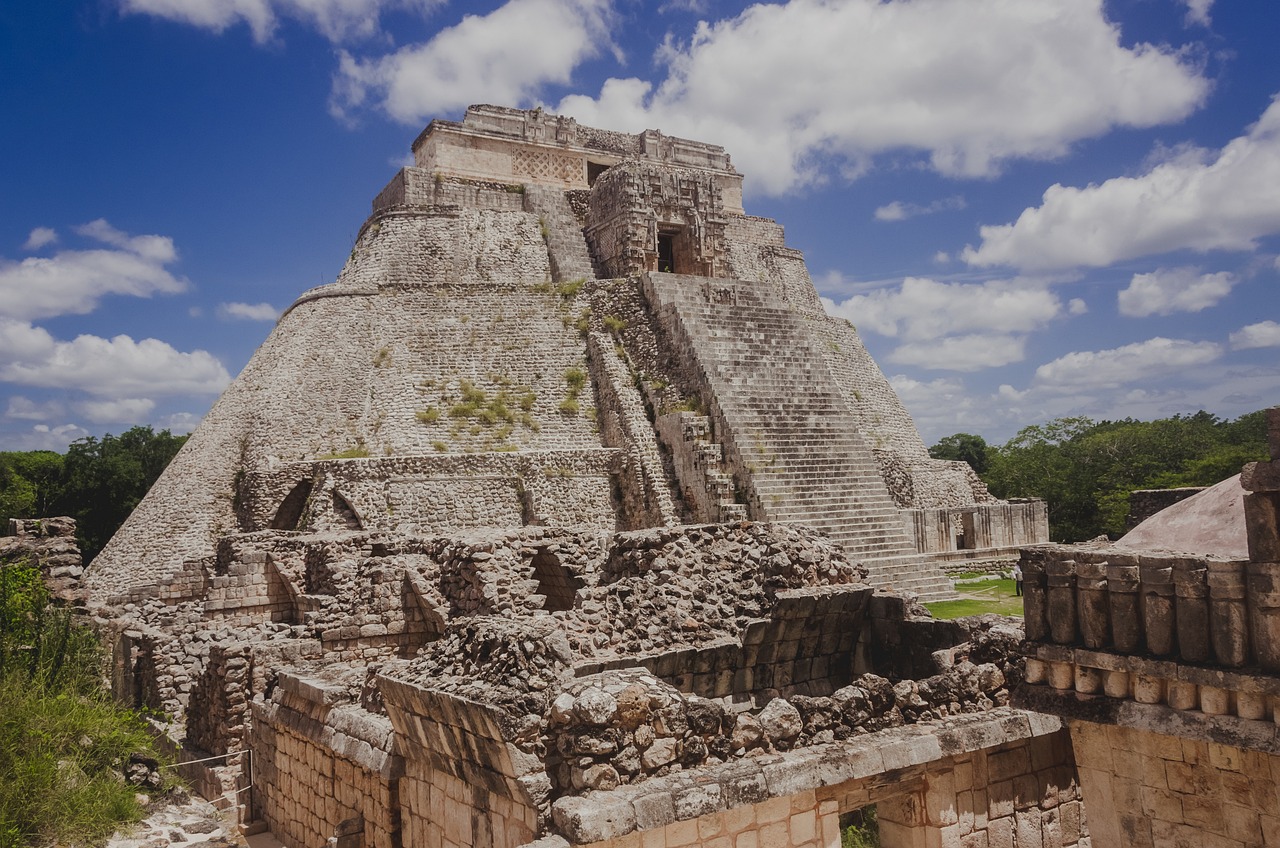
[928,433,991,474]
[52,427,187,562]
[981,411,1268,542]
[0,452,63,528]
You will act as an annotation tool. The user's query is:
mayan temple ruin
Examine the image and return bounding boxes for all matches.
[38,105,1279,847]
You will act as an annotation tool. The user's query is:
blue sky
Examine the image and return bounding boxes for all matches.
[1,0,1277,450]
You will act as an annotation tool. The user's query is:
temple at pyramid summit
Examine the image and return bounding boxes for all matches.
[77,107,1085,847]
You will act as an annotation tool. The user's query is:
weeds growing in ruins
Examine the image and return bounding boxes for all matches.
[0,565,168,848]
[560,367,587,416]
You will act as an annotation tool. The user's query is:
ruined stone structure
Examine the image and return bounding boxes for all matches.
[1018,406,1280,847]
[77,106,1061,847]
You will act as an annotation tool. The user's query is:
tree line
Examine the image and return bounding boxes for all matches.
[0,427,187,563]
[930,410,1269,543]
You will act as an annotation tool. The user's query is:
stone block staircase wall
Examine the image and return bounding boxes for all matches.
[654,411,748,524]
[643,272,953,600]
[524,186,599,282]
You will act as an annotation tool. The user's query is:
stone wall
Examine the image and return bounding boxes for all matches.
[248,673,402,848]
[904,501,1048,561]
[1068,721,1276,847]
[1127,486,1209,530]
[547,710,1083,848]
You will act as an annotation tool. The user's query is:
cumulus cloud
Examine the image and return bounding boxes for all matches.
[1068,298,1088,315]
[556,0,1208,194]
[827,277,1064,341]
[1230,320,1280,350]
[330,0,613,122]
[77,398,158,424]
[119,0,441,44]
[889,334,1027,372]
[826,277,1069,370]
[965,96,1280,271]
[218,301,279,321]
[1033,337,1222,390]
[875,196,966,222]
[0,219,187,322]
[22,228,57,251]
[1181,0,1212,26]
[5,396,64,421]
[22,423,92,452]
[0,318,230,398]
[158,411,202,434]
[1117,267,1235,317]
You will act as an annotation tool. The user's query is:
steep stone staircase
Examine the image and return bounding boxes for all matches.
[644,272,954,600]
[523,186,598,282]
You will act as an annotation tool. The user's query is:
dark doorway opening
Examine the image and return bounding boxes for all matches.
[657,232,676,273]
[531,549,584,612]
[270,480,313,530]
[587,161,610,186]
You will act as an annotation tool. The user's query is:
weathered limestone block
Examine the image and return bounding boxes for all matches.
[1106,555,1142,654]
[1139,558,1176,657]
[1246,560,1280,672]
[1021,548,1050,642]
[1206,557,1249,667]
[1046,559,1077,646]
[1074,560,1109,650]
[1171,557,1210,664]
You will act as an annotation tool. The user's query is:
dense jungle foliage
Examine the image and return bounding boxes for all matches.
[930,410,1269,543]
[0,565,165,846]
[0,426,187,563]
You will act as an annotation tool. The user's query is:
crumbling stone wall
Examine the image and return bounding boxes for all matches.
[0,517,83,603]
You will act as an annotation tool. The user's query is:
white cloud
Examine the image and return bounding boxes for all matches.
[1181,0,1212,26]
[330,0,613,123]
[889,333,1027,371]
[23,423,92,452]
[965,96,1280,271]
[826,277,1064,340]
[22,227,57,251]
[1068,298,1088,315]
[218,301,279,321]
[1230,320,1280,350]
[0,318,230,398]
[4,396,64,421]
[556,0,1208,194]
[826,277,1070,370]
[158,411,202,434]
[119,0,441,44]
[77,397,157,424]
[0,219,187,322]
[874,196,965,222]
[1033,337,1222,390]
[1117,267,1235,317]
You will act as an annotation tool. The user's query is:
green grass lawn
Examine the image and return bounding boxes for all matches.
[925,578,1025,619]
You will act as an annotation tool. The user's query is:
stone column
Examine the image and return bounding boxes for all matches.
[1172,557,1210,663]
[1241,407,1280,672]
[1075,558,1110,650]
[1106,554,1142,654]
[1139,556,1175,657]
[1021,547,1050,642]
[1206,558,1249,667]
[1247,561,1280,672]
[1046,558,1078,645]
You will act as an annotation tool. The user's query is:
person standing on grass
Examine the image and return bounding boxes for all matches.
[1012,563,1023,596]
